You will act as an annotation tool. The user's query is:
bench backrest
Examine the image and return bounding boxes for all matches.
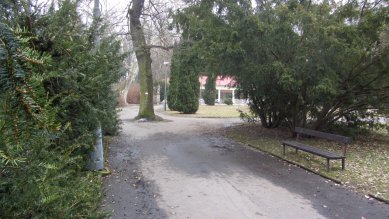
[294,127,351,144]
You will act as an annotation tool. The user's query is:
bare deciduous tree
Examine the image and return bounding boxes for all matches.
[128,0,181,119]
[129,0,156,119]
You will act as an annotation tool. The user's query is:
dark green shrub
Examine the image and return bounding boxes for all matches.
[173,0,389,131]
[238,109,258,123]
[203,74,216,105]
[175,74,199,114]
[0,22,104,218]
[0,1,123,217]
[168,42,201,113]
[167,71,179,111]
[224,98,233,105]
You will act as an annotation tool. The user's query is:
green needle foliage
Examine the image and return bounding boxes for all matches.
[203,73,216,105]
[0,22,103,219]
[168,43,201,114]
[174,0,389,131]
[0,0,124,217]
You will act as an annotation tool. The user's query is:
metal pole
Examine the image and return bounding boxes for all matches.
[163,61,169,111]
[164,70,167,111]
[89,0,104,171]
[90,123,104,170]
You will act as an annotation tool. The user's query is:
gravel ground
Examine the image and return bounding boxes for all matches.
[102,105,389,219]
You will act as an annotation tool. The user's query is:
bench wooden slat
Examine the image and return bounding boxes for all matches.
[282,140,344,159]
[282,127,350,171]
[295,127,351,144]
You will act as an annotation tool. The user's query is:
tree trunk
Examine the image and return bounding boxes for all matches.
[129,0,155,120]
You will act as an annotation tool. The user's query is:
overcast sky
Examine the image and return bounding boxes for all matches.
[103,0,129,16]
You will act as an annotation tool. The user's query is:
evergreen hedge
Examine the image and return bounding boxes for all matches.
[168,43,200,114]
[203,74,216,105]
[0,1,124,217]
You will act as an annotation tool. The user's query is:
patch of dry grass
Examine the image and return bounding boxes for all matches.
[224,124,389,201]
[163,104,250,118]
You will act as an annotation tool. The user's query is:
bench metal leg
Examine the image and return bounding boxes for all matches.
[342,158,345,170]
[326,158,330,171]
[282,144,285,155]
[295,148,298,154]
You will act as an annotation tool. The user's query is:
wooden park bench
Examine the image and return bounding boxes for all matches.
[282,127,351,171]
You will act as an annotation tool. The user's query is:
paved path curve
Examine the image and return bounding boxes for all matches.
[102,105,389,219]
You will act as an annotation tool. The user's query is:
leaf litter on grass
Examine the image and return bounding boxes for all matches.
[223,124,389,201]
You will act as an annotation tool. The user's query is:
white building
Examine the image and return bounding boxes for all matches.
[199,76,242,104]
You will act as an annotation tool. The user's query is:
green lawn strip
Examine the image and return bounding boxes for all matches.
[225,126,389,201]
[161,105,249,118]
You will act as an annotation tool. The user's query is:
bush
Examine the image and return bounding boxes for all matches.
[168,43,201,114]
[174,0,389,131]
[127,83,140,104]
[0,1,123,217]
[174,74,199,114]
[224,98,233,105]
[203,75,216,105]
[167,71,178,111]
[0,23,104,218]
[238,109,257,123]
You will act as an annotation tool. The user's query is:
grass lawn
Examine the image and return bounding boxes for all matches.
[224,124,389,201]
[163,104,250,118]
